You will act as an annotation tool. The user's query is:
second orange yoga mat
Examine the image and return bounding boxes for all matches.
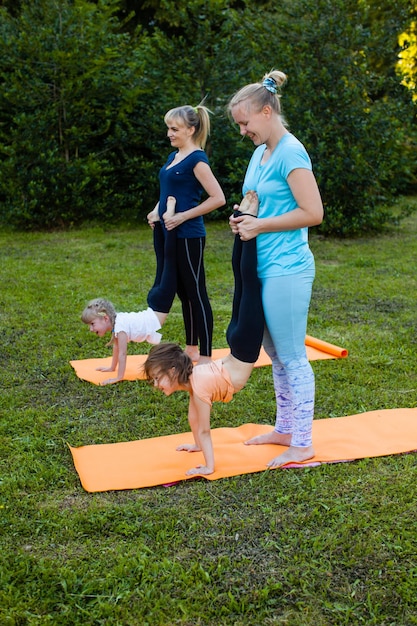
[70,335,348,385]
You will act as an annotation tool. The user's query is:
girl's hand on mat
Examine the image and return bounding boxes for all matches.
[176,443,201,453]
[186,465,214,476]
[100,377,121,386]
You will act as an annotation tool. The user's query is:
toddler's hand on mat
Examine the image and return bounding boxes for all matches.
[96,366,115,373]
[186,465,214,476]
[100,377,121,386]
[176,443,201,453]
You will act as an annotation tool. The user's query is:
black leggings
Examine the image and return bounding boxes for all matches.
[226,233,264,363]
[147,226,213,357]
[147,223,177,314]
[176,237,213,357]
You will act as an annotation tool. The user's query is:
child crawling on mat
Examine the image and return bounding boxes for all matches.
[143,191,263,476]
[81,298,167,386]
[80,199,179,385]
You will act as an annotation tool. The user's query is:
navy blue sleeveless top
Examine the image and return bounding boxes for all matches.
[158,149,209,238]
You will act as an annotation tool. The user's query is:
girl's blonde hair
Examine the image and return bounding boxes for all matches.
[81,298,117,344]
[227,70,288,122]
[81,298,116,326]
[164,104,212,149]
[143,343,193,385]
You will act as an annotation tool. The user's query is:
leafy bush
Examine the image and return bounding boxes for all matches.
[0,0,149,228]
[276,0,416,235]
[132,0,417,235]
[0,0,415,233]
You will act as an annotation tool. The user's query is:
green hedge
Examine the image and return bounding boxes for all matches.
[0,0,415,234]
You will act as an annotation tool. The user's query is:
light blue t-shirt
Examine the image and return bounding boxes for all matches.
[243,133,315,277]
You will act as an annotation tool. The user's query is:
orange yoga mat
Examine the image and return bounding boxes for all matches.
[68,408,417,492]
[69,335,348,385]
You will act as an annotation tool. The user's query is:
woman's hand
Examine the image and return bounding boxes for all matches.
[229,214,259,241]
[229,205,241,234]
[163,212,186,231]
[147,203,160,229]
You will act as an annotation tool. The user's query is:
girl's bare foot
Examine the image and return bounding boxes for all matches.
[165,195,176,218]
[195,355,212,365]
[244,431,292,446]
[153,310,168,326]
[185,345,200,362]
[238,190,258,217]
[176,443,200,452]
[267,445,315,469]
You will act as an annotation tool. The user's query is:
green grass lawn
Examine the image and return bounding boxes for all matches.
[1,201,417,625]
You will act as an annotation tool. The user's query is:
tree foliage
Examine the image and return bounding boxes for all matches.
[398,18,417,100]
[0,0,415,234]
[0,0,149,227]
[270,0,416,234]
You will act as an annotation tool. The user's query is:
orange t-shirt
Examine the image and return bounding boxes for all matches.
[190,359,235,406]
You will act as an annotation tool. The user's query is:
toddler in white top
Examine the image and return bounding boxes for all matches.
[81,298,165,385]
[114,310,162,345]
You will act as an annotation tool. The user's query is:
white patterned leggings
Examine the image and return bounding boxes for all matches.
[261,267,316,448]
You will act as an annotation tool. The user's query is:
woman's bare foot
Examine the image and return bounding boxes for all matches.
[267,445,315,469]
[165,195,176,218]
[186,465,214,476]
[238,190,258,217]
[244,431,292,446]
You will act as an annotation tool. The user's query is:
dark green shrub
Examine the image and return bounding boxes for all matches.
[0,0,148,228]
[0,0,415,234]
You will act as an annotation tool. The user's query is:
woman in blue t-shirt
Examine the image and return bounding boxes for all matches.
[147,104,225,363]
[227,70,324,468]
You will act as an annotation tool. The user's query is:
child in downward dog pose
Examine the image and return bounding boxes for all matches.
[143,191,263,476]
